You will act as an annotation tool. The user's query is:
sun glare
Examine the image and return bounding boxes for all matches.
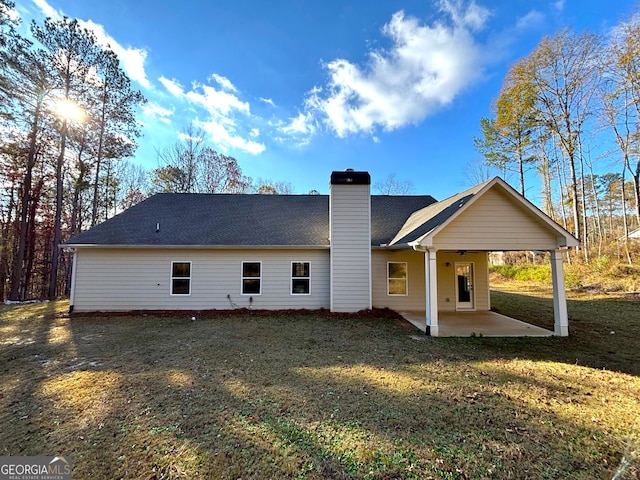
[53,99,85,122]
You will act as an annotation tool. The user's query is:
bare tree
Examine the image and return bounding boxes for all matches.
[373,173,414,195]
[603,17,640,224]
[151,125,252,194]
[462,158,496,187]
[517,29,602,260]
[252,179,295,194]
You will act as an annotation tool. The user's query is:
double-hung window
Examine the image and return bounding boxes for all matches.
[242,261,261,294]
[171,261,191,295]
[387,262,407,295]
[291,262,310,295]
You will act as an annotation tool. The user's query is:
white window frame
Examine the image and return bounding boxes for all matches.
[387,261,408,296]
[170,261,192,296]
[291,261,311,295]
[241,261,262,295]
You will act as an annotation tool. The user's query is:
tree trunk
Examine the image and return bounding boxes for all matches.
[91,83,108,227]
[9,105,42,301]
[48,119,68,299]
[621,167,633,265]
[578,151,589,263]
[0,178,17,301]
[23,185,40,299]
[633,159,640,224]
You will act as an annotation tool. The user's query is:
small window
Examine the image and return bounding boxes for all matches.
[242,261,261,295]
[171,261,191,295]
[388,262,407,296]
[291,262,310,295]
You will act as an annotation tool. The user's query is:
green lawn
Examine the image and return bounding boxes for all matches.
[0,283,638,479]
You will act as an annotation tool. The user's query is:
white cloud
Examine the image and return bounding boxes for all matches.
[516,10,544,30]
[280,112,315,136]
[159,76,185,96]
[142,102,174,124]
[195,119,265,155]
[306,1,494,137]
[278,112,316,147]
[79,19,151,89]
[259,97,276,107]
[177,132,204,142]
[31,0,61,20]
[210,73,237,92]
[552,0,565,12]
[31,0,152,89]
[159,75,263,155]
[438,0,490,31]
[4,1,21,22]
[185,82,250,117]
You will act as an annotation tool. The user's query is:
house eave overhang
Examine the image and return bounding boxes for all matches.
[62,244,330,250]
[373,243,414,251]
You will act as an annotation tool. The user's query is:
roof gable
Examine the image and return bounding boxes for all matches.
[389,177,579,249]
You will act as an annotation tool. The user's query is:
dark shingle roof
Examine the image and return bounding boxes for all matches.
[64,193,437,247]
[389,182,487,245]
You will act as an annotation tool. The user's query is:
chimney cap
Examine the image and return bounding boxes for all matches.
[330,170,370,185]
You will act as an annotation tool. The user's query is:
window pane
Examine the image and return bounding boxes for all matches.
[388,263,406,279]
[292,278,310,294]
[173,262,190,278]
[243,262,261,277]
[172,279,190,295]
[243,279,261,294]
[292,262,309,277]
[388,279,407,295]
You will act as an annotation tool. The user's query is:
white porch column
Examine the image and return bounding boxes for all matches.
[550,249,569,336]
[425,249,439,336]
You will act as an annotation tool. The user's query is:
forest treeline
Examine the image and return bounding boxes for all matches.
[2,1,640,302]
[0,1,301,302]
[473,12,640,264]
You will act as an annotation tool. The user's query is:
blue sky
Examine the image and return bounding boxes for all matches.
[11,0,639,200]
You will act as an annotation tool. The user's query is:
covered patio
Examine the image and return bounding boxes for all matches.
[385,177,580,337]
[400,311,554,337]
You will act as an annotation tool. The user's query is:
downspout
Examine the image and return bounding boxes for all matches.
[68,248,78,313]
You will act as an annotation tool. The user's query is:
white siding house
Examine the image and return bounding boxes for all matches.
[71,248,330,312]
[64,171,579,336]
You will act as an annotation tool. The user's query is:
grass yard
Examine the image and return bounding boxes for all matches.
[1,281,639,479]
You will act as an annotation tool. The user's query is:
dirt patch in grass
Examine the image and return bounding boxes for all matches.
[1,294,639,479]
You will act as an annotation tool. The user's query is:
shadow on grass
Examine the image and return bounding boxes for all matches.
[488,289,640,377]
[2,304,638,479]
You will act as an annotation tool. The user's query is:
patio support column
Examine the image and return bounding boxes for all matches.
[550,249,569,336]
[425,249,439,336]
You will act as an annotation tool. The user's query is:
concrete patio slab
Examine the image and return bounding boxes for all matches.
[400,311,554,337]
